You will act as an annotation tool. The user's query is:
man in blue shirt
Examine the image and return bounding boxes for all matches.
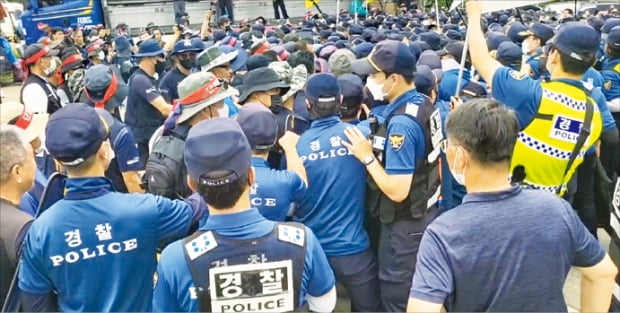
[347,40,441,312]
[296,73,380,311]
[17,103,204,312]
[437,41,475,102]
[237,103,307,221]
[406,98,616,313]
[126,39,173,167]
[337,74,365,125]
[153,118,336,312]
[159,39,203,103]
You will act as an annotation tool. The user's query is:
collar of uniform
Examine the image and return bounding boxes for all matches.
[603,57,620,69]
[310,115,340,128]
[383,88,420,118]
[135,67,155,80]
[251,157,269,168]
[63,177,115,200]
[461,184,521,204]
[526,50,543,62]
[201,208,266,231]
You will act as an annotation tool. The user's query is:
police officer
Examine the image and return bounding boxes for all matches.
[337,74,365,125]
[20,43,62,114]
[17,103,204,312]
[602,26,620,136]
[145,71,237,199]
[437,41,477,102]
[126,39,173,167]
[82,64,143,193]
[0,126,37,308]
[237,103,307,221]
[346,40,442,312]
[295,73,381,312]
[466,2,618,197]
[518,22,554,80]
[153,118,336,312]
[159,39,203,103]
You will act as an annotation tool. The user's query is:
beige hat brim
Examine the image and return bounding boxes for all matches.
[23,113,49,143]
[202,50,239,72]
[176,87,238,124]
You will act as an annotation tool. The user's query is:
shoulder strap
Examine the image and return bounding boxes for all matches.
[182,231,212,313]
[560,87,595,193]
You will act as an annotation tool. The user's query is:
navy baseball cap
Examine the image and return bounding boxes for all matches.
[519,23,555,43]
[415,65,442,95]
[45,103,110,166]
[237,103,278,150]
[172,39,202,55]
[419,32,441,51]
[184,118,251,185]
[486,31,511,51]
[417,49,441,70]
[602,18,620,34]
[337,74,364,99]
[306,73,341,107]
[352,42,374,58]
[551,22,600,62]
[437,41,466,62]
[351,40,416,77]
[608,26,620,50]
[505,22,528,43]
[496,41,522,68]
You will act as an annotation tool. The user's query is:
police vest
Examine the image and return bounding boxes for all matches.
[367,97,442,223]
[20,74,62,114]
[183,222,306,312]
[510,80,603,195]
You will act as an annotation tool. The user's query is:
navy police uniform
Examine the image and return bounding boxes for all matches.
[17,104,203,312]
[295,74,380,312]
[154,118,335,312]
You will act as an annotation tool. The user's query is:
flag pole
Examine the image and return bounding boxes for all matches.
[336,0,341,24]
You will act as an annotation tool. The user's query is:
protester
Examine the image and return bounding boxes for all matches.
[0,101,49,217]
[159,39,203,103]
[0,126,37,309]
[126,39,173,167]
[406,98,616,312]
[82,65,143,193]
[144,71,236,200]
[20,43,62,114]
[197,46,240,116]
[17,103,204,312]
[153,117,336,312]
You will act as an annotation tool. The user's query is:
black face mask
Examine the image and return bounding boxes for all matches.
[155,59,166,75]
[269,94,283,114]
[179,59,194,70]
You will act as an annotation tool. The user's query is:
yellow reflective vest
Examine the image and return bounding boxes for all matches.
[510,80,603,196]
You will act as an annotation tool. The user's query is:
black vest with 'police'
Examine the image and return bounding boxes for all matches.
[367,97,442,223]
[20,74,62,114]
[183,222,306,312]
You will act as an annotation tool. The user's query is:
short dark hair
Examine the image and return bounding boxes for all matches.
[340,96,362,119]
[564,8,574,15]
[196,172,249,209]
[607,45,620,60]
[261,50,279,62]
[287,50,314,74]
[384,71,413,84]
[445,98,519,164]
[557,49,595,75]
[63,154,98,175]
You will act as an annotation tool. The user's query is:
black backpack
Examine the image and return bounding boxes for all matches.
[142,125,192,200]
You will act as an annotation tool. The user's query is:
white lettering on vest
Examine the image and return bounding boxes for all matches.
[300,148,353,163]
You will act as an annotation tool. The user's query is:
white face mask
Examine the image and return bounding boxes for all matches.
[366,76,386,101]
[449,148,466,186]
[521,41,530,55]
[42,57,60,76]
[217,104,230,118]
[97,51,106,61]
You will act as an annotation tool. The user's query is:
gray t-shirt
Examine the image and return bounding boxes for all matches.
[409,185,605,312]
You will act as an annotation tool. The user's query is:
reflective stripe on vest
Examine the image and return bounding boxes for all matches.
[510,80,603,196]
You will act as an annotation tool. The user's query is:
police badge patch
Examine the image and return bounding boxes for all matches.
[605,80,612,91]
[509,70,526,80]
[389,134,405,151]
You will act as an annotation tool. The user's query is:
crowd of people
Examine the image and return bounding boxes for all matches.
[1,0,620,312]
